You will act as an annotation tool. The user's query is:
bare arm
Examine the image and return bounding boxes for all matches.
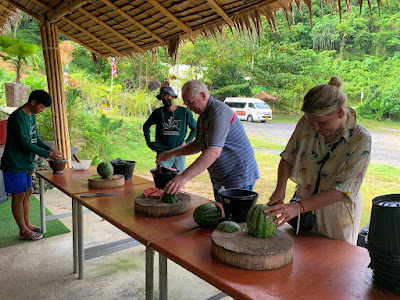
[156,140,201,163]
[163,145,222,194]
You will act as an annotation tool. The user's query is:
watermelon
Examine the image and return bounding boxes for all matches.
[246,204,278,238]
[217,220,241,233]
[193,202,222,227]
[160,192,179,203]
[143,188,163,198]
[97,161,114,178]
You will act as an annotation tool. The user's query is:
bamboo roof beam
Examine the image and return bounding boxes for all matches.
[147,0,193,34]
[0,3,15,13]
[3,0,42,21]
[78,7,145,53]
[206,0,234,27]
[61,17,122,57]
[101,0,166,46]
[58,28,103,57]
[28,0,54,12]
[48,0,89,21]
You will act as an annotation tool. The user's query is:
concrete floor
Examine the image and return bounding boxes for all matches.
[0,188,231,300]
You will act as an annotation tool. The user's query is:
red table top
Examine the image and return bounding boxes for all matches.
[151,226,398,300]
[37,167,211,245]
[36,166,150,196]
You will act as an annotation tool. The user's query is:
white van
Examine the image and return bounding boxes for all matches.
[224,97,273,122]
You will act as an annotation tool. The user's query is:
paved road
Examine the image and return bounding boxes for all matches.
[243,121,400,168]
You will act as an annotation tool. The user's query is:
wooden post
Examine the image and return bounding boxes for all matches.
[39,22,72,166]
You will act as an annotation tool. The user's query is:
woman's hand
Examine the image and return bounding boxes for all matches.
[267,188,285,206]
[49,149,62,160]
[264,202,301,227]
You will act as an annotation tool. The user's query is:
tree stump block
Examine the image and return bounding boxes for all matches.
[211,224,293,270]
[88,174,124,189]
[135,192,191,217]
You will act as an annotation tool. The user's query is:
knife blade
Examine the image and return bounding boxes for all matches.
[80,193,120,197]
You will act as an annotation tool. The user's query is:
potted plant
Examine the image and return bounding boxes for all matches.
[0,35,40,107]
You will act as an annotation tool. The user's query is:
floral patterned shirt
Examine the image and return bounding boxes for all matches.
[281,108,371,203]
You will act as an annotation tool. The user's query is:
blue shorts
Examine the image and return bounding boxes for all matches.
[3,171,33,194]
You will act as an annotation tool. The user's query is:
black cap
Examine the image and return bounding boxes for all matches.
[156,86,177,100]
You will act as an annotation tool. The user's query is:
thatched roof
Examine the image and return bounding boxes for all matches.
[253,91,277,101]
[0,0,391,58]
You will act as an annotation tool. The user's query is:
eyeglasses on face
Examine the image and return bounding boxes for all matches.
[183,93,200,106]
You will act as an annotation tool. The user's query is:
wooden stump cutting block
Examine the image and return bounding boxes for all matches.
[211,223,293,270]
[134,192,191,217]
[88,174,124,189]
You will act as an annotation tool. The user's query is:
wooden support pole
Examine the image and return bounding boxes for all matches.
[39,22,72,167]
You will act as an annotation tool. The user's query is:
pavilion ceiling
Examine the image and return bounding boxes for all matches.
[0,0,393,58]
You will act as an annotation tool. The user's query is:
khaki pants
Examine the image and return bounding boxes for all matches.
[295,186,362,245]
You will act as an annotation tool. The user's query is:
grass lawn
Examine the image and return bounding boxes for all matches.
[93,113,400,231]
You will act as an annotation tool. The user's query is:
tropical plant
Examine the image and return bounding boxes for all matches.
[0,35,39,83]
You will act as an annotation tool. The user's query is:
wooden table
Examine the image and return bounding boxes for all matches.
[36,167,209,300]
[151,226,399,300]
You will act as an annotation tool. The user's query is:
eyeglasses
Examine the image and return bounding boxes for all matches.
[183,93,200,106]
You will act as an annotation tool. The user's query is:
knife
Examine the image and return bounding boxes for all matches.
[80,192,120,197]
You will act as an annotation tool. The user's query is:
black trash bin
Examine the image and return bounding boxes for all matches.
[110,158,136,180]
[218,188,259,222]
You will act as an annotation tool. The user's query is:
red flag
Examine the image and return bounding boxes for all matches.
[112,58,117,78]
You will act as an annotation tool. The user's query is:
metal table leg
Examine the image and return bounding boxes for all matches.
[77,201,84,279]
[146,246,154,300]
[159,253,168,300]
[39,177,46,233]
[72,199,78,274]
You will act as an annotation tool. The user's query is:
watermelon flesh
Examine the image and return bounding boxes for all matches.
[143,188,163,198]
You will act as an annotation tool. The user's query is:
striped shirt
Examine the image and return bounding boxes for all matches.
[196,97,259,189]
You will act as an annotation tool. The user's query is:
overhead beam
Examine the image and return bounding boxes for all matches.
[0,2,15,13]
[48,0,89,21]
[206,0,234,26]
[101,0,165,45]
[2,0,42,21]
[147,0,193,34]
[78,7,145,53]
[28,0,54,12]
[60,17,122,57]
[57,28,103,58]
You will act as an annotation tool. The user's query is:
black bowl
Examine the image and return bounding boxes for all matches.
[150,167,178,190]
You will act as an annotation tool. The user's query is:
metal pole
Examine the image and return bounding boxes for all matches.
[145,246,154,300]
[159,254,167,300]
[72,198,78,274]
[39,176,46,233]
[77,201,84,279]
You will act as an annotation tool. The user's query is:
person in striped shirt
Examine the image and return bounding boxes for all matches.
[157,80,259,202]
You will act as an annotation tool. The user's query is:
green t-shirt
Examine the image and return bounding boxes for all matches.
[0,108,50,173]
[143,106,197,154]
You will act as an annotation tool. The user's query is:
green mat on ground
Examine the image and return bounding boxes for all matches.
[0,196,70,248]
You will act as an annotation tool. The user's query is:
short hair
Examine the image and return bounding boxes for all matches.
[28,90,52,107]
[301,76,348,116]
[182,80,209,99]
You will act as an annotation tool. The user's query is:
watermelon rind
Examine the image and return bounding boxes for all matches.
[217,220,241,233]
[160,192,179,203]
[97,162,114,178]
[246,204,278,238]
[193,203,222,228]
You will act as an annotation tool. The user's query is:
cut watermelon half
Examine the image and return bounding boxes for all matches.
[143,188,163,198]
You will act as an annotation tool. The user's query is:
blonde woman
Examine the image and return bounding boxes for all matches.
[265,77,371,244]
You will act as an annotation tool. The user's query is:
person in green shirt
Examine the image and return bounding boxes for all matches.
[143,86,196,173]
[1,90,62,241]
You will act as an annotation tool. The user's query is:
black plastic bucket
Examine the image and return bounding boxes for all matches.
[150,167,178,190]
[218,188,259,222]
[366,194,400,254]
[110,158,136,180]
